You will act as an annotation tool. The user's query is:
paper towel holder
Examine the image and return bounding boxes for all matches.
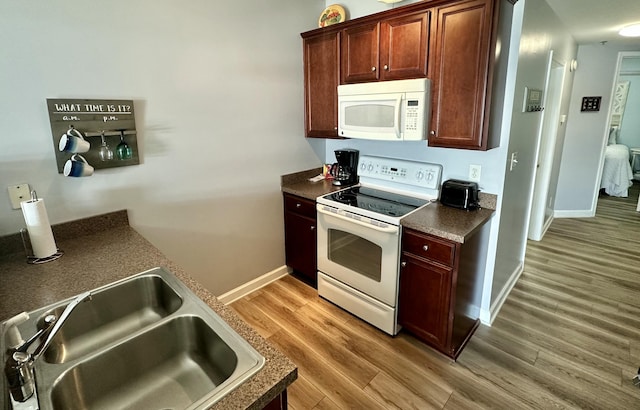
[20,228,64,264]
[20,191,64,264]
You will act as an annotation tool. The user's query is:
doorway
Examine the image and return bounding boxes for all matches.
[528,52,566,241]
[593,51,640,212]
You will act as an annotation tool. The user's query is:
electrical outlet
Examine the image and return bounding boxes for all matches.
[469,164,481,182]
[8,184,30,209]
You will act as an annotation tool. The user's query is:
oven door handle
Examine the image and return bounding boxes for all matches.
[317,207,399,234]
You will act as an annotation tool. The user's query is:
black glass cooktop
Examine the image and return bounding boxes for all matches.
[324,186,430,218]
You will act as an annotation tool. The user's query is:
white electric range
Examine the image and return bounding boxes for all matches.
[316,155,442,335]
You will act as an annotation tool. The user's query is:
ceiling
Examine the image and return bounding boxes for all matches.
[545,0,640,46]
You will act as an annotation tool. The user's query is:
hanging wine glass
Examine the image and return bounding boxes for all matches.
[99,132,113,161]
[116,130,133,160]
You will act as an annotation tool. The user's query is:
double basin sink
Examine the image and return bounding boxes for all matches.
[1,267,265,410]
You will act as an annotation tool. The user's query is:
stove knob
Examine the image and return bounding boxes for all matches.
[416,171,424,181]
[360,163,367,172]
[368,163,374,172]
[426,171,434,181]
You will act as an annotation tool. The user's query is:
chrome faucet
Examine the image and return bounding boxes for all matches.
[4,291,92,404]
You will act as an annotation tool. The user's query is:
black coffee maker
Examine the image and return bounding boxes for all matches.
[332,149,359,186]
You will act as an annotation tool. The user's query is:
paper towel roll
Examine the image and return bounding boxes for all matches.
[20,198,58,258]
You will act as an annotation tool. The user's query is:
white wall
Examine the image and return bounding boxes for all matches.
[618,56,640,148]
[555,44,640,215]
[491,0,576,310]
[0,0,326,295]
[336,0,423,18]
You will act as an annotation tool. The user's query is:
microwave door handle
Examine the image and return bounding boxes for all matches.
[394,94,402,139]
[317,207,399,234]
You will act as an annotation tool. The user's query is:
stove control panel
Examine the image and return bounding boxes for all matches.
[358,155,442,192]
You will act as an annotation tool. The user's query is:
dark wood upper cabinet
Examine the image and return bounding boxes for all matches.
[341,22,380,83]
[341,12,430,84]
[301,0,504,148]
[303,32,340,138]
[428,0,498,150]
[379,11,430,81]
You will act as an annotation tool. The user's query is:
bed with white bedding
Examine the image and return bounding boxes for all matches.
[600,143,633,197]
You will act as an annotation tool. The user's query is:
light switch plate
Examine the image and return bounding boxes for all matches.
[8,184,30,209]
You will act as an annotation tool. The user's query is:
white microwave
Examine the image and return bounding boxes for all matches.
[337,78,431,141]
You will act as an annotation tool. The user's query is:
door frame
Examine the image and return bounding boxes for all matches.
[528,50,566,241]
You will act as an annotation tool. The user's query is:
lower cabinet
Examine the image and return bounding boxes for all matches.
[283,193,317,285]
[263,389,288,410]
[398,252,452,349]
[398,227,486,359]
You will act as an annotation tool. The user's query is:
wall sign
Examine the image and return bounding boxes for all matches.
[523,87,544,112]
[47,98,139,174]
[580,96,601,112]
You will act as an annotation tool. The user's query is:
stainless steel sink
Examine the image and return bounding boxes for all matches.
[41,274,183,364]
[1,267,265,410]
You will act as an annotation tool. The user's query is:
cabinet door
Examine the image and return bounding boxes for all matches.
[284,210,317,282]
[398,253,452,350]
[379,12,430,81]
[428,0,494,149]
[304,32,340,138]
[341,23,380,83]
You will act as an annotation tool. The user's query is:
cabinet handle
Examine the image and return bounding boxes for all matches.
[371,66,376,72]
[296,203,302,208]
[430,130,436,136]
[310,226,315,231]
[401,261,407,267]
[383,64,389,71]
[422,245,429,252]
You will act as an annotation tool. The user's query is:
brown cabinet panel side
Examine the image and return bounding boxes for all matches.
[304,33,340,138]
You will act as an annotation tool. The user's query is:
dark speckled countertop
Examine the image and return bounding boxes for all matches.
[282,168,497,243]
[0,211,296,410]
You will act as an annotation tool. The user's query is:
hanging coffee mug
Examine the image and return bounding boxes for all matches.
[58,128,90,153]
[63,154,94,177]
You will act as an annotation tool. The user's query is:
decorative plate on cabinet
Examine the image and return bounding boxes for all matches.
[319,4,346,28]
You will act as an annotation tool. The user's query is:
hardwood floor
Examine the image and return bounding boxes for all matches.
[231,184,640,409]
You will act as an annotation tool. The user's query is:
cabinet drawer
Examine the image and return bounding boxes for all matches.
[402,229,455,267]
[284,194,316,219]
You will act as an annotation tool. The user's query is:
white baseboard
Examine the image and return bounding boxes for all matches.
[554,209,594,218]
[480,262,524,326]
[217,265,291,305]
[541,215,553,237]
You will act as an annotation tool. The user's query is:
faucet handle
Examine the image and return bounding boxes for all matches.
[6,351,36,402]
[3,312,30,350]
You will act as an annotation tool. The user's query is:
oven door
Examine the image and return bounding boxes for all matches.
[316,204,400,307]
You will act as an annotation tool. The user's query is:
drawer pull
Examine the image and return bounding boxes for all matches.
[422,245,429,252]
[296,203,302,208]
[310,226,315,231]
[401,261,407,267]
